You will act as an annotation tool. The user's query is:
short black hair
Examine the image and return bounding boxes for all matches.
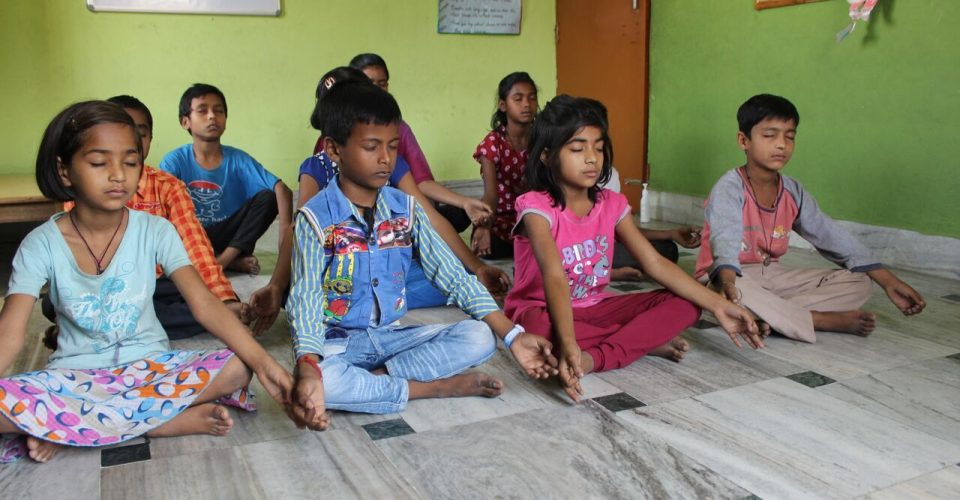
[526,95,612,209]
[320,81,401,146]
[491,71,538,130]
[349,53,389,80]
[36,101,141,202]
[311,66,371,130]
[107,95,153,133]
[178,83,228,121]
[737,94,799,136]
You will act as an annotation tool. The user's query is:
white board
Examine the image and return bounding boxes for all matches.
[87,0,281,16]
[438,0,522,35]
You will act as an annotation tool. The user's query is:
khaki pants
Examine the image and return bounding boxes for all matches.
[703,263,873,343]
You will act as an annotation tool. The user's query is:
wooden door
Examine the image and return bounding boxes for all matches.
[556,0,650,210]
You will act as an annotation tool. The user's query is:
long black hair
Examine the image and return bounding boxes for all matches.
[525,95,612,209]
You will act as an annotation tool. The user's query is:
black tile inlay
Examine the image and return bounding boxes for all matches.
[678,251,695,257]
[592,392,646,412]
[101,437,151,467]
[612,283,644,292]
[740,495,762,500]
[695,319,719,329]
[362,418,415,441]
[946,353,960,362]
[941,294,960,303]
[786,371,836,388]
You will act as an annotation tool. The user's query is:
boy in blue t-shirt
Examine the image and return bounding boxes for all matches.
[160,83,292,275]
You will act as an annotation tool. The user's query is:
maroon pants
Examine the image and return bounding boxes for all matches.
[515,290,701,372]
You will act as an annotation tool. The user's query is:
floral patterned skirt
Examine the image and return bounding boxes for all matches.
[0,349,255,463]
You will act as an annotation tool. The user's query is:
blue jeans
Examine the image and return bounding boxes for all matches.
[405,260,449,309]
[319,320,496,414]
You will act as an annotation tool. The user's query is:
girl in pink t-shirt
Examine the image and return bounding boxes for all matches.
[505,96,764,402]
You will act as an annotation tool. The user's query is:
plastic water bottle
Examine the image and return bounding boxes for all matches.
[639,182,651,223]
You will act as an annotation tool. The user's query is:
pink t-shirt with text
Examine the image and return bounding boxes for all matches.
[504,189,630,320]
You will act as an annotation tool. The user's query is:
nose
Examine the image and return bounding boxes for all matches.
[584,148,598,165]
[108,160,126,182]
[378,145,391,165]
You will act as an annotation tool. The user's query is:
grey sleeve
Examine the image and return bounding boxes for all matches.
[784,178,880,272]
[704,170,746,278]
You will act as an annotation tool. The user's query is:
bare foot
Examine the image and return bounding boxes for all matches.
[649,337,690,362]
[43,325,59,350]
[812,310,876,336]
[579,351,595,375]
[369,366,388,375]
[26,436,61,463]
[227,255,260,275]
[147,403,234,438]
[409,373,504,400]
[757,319,772,338]
[611,267,644,282]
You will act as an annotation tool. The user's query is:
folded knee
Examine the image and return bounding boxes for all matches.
[458,320,496,358]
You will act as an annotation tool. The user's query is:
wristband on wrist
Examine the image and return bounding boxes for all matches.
[297,355,323,380]
[503,324,525,349]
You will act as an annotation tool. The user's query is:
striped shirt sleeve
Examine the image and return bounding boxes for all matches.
[287,211,328,359]
[410,201,499,320]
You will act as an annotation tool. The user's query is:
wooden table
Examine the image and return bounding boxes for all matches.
[0,174,62,223]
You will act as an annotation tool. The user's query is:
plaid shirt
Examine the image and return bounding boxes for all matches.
[65,166,236,302]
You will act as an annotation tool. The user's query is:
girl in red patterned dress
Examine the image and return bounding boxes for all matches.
[472,72,539,259]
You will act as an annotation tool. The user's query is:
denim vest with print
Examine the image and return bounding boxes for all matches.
[298,180,417,330]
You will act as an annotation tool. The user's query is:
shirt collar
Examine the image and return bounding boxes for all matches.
[324,175,407,229]
[136,164,157,198]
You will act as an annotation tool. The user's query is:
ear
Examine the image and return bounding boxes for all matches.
[323,137,342,163]
[539,150,548,163]
[736,131,750,151]
[180,116,190,131]
[498,99,507,113]
[57,157,72,188]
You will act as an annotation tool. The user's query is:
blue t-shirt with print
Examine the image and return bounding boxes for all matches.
[7,210,192,369]
[160,144,280,227]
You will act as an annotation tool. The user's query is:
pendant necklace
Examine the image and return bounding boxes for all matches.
[69,208,126,275]
[743,168,779,267]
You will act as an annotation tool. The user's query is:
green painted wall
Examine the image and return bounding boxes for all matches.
[0,0,556,186]
[649,0,959,238]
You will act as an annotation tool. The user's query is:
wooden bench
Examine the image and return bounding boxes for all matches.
[0,174,62,224]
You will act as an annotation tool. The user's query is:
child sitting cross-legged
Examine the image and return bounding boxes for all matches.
[0,101,296,463]
[286,81,557,428]
[505,95,764,402]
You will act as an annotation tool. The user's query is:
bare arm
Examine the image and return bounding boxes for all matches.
[616,217,763,349]
[395,172,511,294]
[0,294,35,376]
[639,226,701,248]
[248,181,295,335]
[523,214,584,401]
[478,157,499,224]
[867,268,925,316]
[418,180,492,226]
[170,265,295,406]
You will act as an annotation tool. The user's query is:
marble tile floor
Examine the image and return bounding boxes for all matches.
[1,244,959,499]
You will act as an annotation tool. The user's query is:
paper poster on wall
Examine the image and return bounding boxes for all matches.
[87,0,280,16]
[438,0,522,35]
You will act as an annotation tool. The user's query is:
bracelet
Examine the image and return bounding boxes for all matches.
[297,355,323,380]
[503,324,525,349]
